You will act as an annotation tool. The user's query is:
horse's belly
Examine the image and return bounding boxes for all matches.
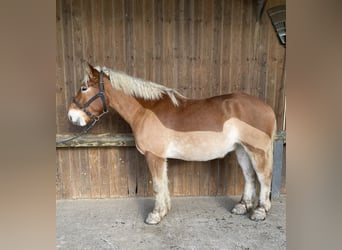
[165,129,238,161]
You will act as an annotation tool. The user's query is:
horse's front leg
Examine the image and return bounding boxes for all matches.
[145,152,170,225]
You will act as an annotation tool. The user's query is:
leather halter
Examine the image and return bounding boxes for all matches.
[72,70,108,120]
[56,70,109,145]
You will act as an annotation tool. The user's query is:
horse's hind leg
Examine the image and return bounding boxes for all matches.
[232,146,257,215]
[249,144,273,221]
[145,152,170,225]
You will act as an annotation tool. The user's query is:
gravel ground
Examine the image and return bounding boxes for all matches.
[57,195,286,250]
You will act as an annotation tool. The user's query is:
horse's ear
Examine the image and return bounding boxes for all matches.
[84,62,99,82]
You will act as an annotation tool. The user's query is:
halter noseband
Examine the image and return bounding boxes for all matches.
[72,70,108,120]
[56,70,108,145]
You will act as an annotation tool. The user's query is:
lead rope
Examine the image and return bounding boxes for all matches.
[56,117,99,145]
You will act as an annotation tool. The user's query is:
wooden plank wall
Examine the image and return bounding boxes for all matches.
[56,0,286,199]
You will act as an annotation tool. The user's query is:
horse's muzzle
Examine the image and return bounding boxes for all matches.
[68,109,87,126]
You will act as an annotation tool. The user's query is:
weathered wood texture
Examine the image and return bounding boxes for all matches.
[56,0,286,199]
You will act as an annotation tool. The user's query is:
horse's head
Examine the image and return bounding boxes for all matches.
[68,63,108,126]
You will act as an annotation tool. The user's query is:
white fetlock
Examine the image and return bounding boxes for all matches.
[145,212,161,225]
[231,202,248,215]
[250,207,267,221]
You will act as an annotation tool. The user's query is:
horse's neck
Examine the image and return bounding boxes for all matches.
[106,85,144,126]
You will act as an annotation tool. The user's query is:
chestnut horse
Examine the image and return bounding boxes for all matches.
[68,63,276,224]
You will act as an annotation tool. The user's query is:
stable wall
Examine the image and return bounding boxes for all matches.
[56,0,286,199]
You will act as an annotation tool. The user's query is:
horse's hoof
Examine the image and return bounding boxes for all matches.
[250,207,267,221]
[145,212,161,225]
[231,203,248,215]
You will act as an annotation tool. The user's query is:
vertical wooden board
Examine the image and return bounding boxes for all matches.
[124,0,134,75]
[108,148,120,197]
[153,0,163,83]
[199,0,213,98]
[183,0,192,96]
[113,0,126,71]
[133,0,145,78]
[103,0,114,66]
[265,15,278,109]
[238,0,251,94]
[197,162,209,196]
[61,0,78,134]
[136,151,149,196]
[108,148,129,197]
[168,159,177,195]
[68,149,81,198]
[230,0,243,92]
[229,151,239,196]
[225,152,237,195]
[191,0,203,98]
[125,147,138,196]
[56,0,69,134]
[210,0,222,96]
[56,150,63,199]
[217,157,228,196]
[256,4,269,101]
[208,159,219,196]
[174,0,193,95]
[249,21,261,97]
[58,149,72,199]
[91,0,104,65]
[143,0,154,81]
[118,148,130,196]
[82,0,93,63]
[71,0,83,88]
[220,0,233,95]
[88,148,101,198]
[188,163,200,196]
[99,148,110,198]
[162,0,175,88]
[169,159,185,196]
[78,148,91,198]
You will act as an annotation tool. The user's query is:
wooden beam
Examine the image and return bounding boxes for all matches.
[56,133,135,148]
[56,130,285,148]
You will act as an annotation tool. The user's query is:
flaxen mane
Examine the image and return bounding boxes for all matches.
[83,65,184,106]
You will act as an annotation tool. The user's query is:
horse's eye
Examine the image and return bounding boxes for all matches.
[81,86,88,92]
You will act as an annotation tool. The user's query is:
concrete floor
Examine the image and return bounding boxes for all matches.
[56,195,286,250]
